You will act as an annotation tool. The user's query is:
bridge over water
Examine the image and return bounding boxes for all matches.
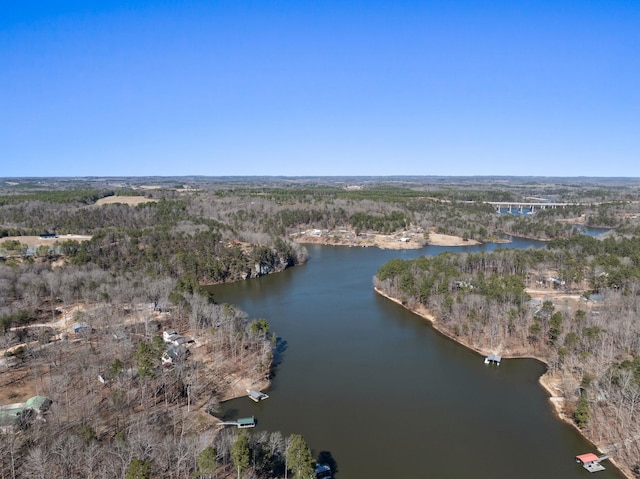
[486,201,579,214]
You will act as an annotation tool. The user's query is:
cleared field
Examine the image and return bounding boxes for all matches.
[1,234,92,248]
[94,195,157,206]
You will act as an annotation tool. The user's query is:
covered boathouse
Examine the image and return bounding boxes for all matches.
[484,353,501,365]
[247,389,269,402]
[236,416,256,428]
[576,453,608,472]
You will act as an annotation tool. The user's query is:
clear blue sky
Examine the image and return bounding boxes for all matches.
[2,1,639,177]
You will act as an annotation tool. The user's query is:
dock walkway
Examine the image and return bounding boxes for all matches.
[218,416,256,429]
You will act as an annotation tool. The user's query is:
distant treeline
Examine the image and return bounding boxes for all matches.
[0,189,113,206]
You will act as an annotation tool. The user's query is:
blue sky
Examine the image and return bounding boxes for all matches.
[1,1,639,177]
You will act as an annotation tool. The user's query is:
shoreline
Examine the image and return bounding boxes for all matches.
[373,286,632,479]
[293,230,491,250]
[219,375,271,403]
[209,372,271,430]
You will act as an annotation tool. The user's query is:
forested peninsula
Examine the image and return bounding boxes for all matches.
[1,176,640,478]
[374,234,640,478]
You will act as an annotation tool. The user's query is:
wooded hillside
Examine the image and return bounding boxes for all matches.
[374,234,640,476]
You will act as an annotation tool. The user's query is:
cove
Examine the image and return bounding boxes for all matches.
[209,239,625,479]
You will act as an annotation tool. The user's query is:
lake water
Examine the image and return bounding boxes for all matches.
[209,238,625,478]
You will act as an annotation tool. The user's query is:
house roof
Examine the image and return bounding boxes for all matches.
[248,390,265,399]
[164,345,187,359]
[576,453,599,464]
[25,396,52,411]
[0,406,24,425]
[72,322,90,331]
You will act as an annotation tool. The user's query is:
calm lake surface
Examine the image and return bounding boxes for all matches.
[210,238,625,479]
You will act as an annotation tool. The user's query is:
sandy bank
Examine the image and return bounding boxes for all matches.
[427,232,481,247]
[292,229,483,250]
[219,374,271,402]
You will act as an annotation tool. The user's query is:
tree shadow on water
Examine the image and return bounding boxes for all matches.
[271,337,288,367]
[317,451,338,477]
[221,408,239,421]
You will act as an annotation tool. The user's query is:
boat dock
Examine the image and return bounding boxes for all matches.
[237,416,256,428]
[576,453,609,472]
[484,353,501,365]
[218,416,256,429]
[247,389,269,402]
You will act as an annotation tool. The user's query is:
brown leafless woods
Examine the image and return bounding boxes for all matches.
[2,177,640,478]
[374,236,640,477]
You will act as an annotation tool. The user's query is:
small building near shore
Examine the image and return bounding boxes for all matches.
[247,389,269,402]
[484,354,501,365]
[576,453,599,464]
[576,453,608,472]
[237,416,256,428]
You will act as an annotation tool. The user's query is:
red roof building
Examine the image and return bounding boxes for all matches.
[576,453,599,464]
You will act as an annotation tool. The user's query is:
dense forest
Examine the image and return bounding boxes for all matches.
[1,176,640,478]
